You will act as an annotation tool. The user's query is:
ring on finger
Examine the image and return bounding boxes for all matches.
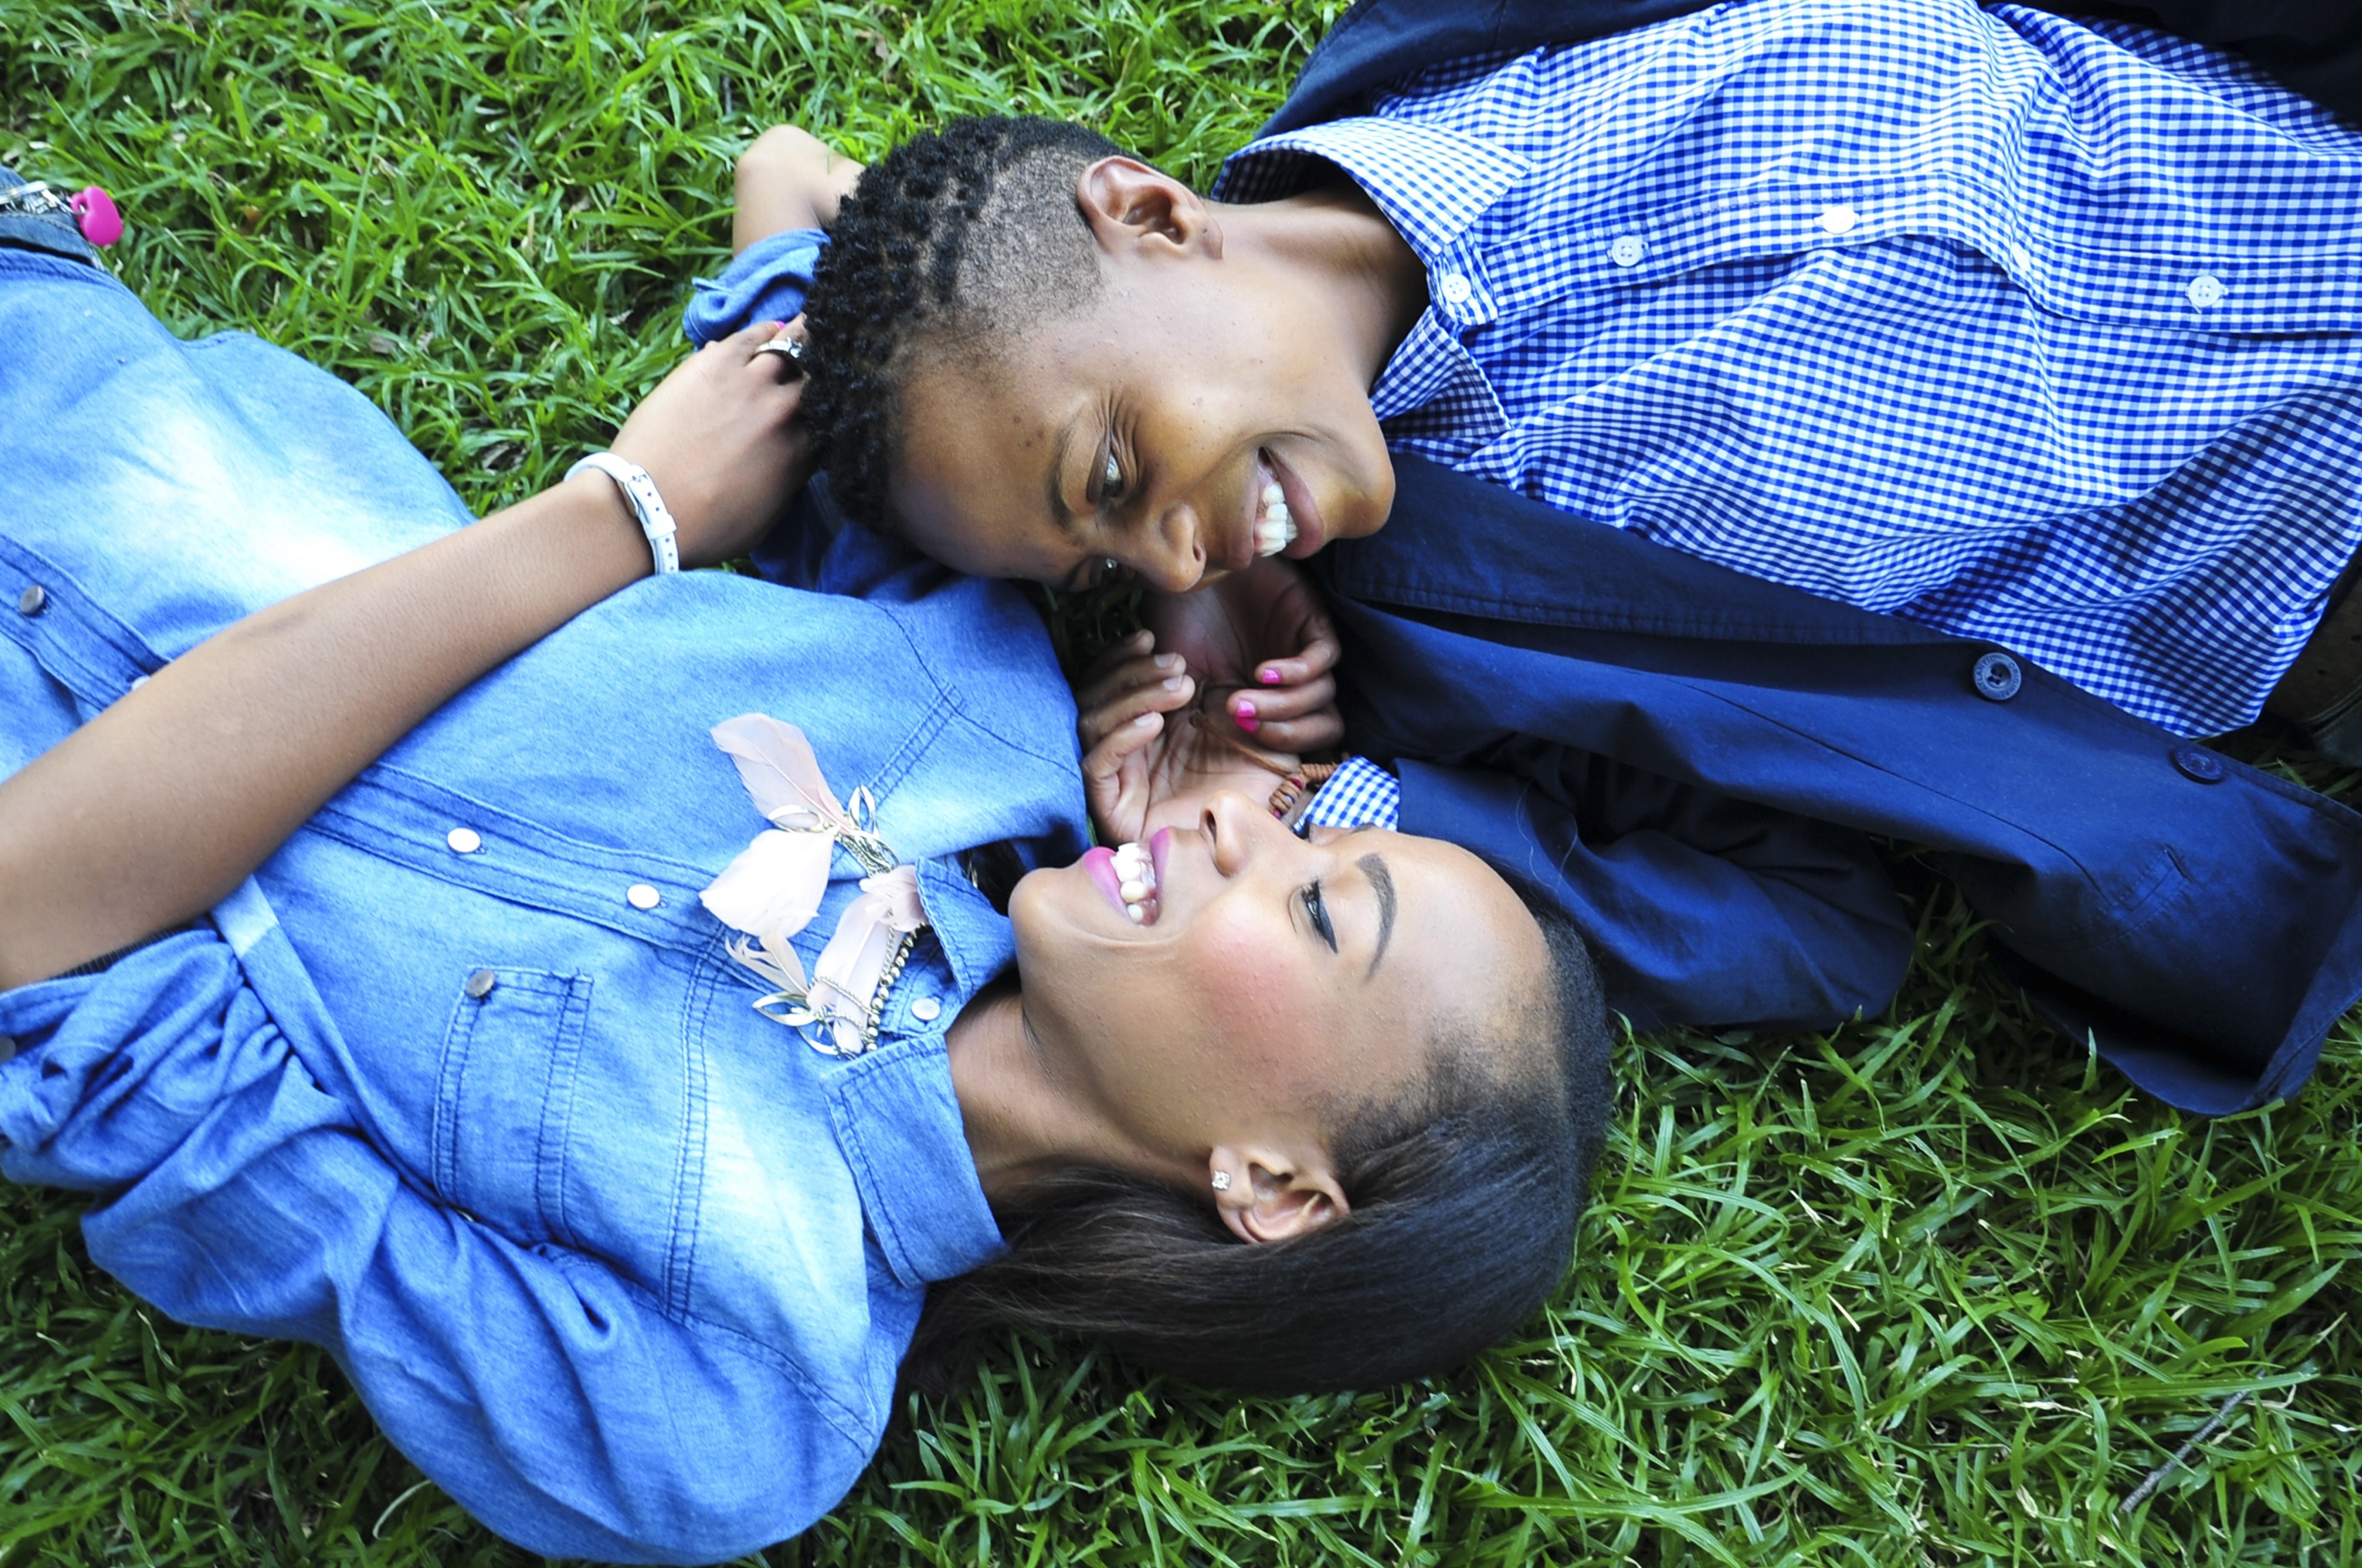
[753,337,805,368]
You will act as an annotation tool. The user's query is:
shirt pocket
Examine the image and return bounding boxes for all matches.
[429,967,591,1246]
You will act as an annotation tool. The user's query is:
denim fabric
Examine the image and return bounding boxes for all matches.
[1317,453,2362,1111]
[0,166,97,264]
[683,227,825,345]
[0,250,1091,1564]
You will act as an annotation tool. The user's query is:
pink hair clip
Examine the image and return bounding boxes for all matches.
[69,187,121,247]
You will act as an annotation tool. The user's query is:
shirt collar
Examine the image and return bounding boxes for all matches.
[825,1029,1002,1287]
[1214,115,1530,267]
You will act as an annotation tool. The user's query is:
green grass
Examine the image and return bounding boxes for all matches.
[5,1,2361,1563]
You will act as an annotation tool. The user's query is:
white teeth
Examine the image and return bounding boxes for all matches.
[1113,841,1159,923]
[1254,502,1297,558]
[1262,482,1285,507]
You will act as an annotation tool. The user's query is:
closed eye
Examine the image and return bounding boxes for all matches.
[1300,880,1336,952]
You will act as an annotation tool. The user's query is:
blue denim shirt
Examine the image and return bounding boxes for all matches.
[0,249,1089,1563]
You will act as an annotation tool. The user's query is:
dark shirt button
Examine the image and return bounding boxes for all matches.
[464,967,498,999]
[2172,745,2227,783]
[16,584,47,617]
[1971,651,2023,701]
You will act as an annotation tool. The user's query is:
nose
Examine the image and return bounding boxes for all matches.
[1135,499,1207,593]
[1202,790,1295,877]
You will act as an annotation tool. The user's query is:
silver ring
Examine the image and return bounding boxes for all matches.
[754,337,804,363]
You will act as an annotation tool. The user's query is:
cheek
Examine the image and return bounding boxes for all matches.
[1186,925,1330,1087]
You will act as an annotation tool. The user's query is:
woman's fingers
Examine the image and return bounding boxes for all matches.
[1077,659,1196,751]
[1220,666,1339,749]
[1250,627,1341,691]
[1081,709,1163,845]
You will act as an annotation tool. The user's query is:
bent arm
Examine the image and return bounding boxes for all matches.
[735,126,865,252]
[0,326,808,989]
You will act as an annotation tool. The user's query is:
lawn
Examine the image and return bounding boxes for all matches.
[4,1,2361,1563]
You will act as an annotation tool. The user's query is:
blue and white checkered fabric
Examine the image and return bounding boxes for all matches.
[1297,754,1402,835]
[1218,0,2362,735]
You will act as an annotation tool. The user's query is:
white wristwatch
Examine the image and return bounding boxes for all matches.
[565,452,681,575]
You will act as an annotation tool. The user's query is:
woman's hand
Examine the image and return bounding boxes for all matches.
[733,126,865,251]
[1076,633,1311,847]
[607,319,814,568]
[1137,557,1343,754]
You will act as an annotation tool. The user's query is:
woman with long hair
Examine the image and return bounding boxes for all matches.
[0,196,1609,1561]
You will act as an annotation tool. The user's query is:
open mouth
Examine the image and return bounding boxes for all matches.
[1084,831,1171,925]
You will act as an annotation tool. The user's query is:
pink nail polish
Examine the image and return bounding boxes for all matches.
[1234,700,1259,734]
[1259,668,1282,685]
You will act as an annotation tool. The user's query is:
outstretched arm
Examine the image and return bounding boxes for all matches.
[0,323,809,990]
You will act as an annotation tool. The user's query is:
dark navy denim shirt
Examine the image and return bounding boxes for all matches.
[0,249,1089,1563]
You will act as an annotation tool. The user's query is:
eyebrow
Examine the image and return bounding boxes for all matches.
[1359,853,1396,979]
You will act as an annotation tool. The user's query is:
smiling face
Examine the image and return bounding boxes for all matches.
[1005,793,1551,1206]
[891,279,1397,593]
[885,163,1409,593]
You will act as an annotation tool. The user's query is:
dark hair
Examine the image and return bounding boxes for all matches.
[801,115,1130,537]
[903,891,1613,1398]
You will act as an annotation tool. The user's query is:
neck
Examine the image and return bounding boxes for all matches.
[945,981,1191,1204]
[1221,179,1427,390]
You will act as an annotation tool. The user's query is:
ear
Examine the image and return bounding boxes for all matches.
[1075,157,1222,261]
[1209,1145,1350,1244]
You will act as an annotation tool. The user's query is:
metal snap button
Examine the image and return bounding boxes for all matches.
[911,996,943,1023]
[626,883,661,910]
[1971,651,2023,701]
[464,967,497,999]
[16,584,47,617]
[446,827,483,854]
[2171,745,2227,783]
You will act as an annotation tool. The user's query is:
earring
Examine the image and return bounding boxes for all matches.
[1210,1171,1232,1192]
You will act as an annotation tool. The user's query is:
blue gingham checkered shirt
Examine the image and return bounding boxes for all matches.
[1218,0,2362,735]
[1297,754,1402,835]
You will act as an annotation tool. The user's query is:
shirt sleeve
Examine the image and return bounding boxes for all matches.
[0,931,872,1566]
[683,227,827,346]
[1395,755,1918,1033]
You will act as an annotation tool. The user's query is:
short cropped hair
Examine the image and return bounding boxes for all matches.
[801,117,1131,536]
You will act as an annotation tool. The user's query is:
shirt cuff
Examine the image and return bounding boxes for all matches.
[683,227,828,346]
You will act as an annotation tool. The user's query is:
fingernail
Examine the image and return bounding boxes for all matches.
[1157,651,1181,669]
[1234,699,1259,733]
[1163,675,1187,693]
[760,320,787,332]
[1259,668,1282,686]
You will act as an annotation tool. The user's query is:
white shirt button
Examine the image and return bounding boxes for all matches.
[129,675,150,691]
[446,827,483,854]
[910,997,943,1023]
[2186,273,2225,309]
[1439,271,1473,305]
[1817,205,1859,235]
[625,883,661,910]
[1609,235,1645,268]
